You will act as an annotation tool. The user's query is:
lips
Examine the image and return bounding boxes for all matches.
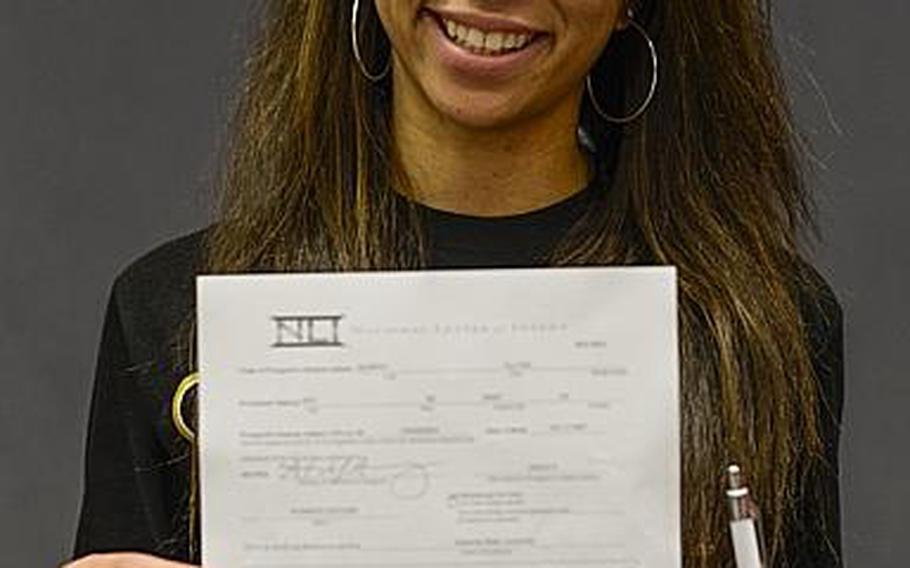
[420,7,547,37]
[420,6,551,81]
[420,7,548,59]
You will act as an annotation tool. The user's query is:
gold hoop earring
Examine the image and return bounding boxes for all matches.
[351,0,391,82]
[171,372,199,443]
[586,14,658,124]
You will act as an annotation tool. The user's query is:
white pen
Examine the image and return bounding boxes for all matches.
[726,464,767,568]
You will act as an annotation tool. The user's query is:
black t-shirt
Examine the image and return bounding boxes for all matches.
[73,171,844,566]
[422,179,597,269]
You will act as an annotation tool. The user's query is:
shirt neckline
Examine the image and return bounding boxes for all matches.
[415,174,599,226]
[412,152,610,266]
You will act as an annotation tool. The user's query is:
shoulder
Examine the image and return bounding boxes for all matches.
[785,259,845,565]
[795,260,843,347]
[107,227,211,363]
[793,257,845,441]
[794,260,844,384]
[113,227,209,297]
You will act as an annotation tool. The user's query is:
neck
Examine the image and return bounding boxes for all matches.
[390,79,593,217]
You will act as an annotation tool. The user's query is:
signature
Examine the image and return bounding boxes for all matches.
[276,455,431,499]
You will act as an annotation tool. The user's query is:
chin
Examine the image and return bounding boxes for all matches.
[429,90,532,131]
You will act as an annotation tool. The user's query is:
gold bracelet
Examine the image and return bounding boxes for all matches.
[171,372,199,443]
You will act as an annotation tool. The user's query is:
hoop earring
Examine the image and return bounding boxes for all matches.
[351,0,391,83]
[586,16,658,124]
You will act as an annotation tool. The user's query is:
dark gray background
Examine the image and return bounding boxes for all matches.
[1,2,906,566]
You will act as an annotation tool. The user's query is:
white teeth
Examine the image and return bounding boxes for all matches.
[484,32,504,51]
[465,27,483,48]
[439,16,535,54]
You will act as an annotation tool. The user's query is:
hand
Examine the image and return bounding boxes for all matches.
[61,553,198,567]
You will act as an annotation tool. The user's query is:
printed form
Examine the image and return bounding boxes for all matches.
[198,267,680,568]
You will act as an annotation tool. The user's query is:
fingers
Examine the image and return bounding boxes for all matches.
[61,552,198,568]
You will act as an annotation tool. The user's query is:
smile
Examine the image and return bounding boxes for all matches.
[423,9,546,57]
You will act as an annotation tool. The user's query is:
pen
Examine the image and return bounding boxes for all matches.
[726,464,766,568]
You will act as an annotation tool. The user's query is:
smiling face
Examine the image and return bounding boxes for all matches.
[374,0,629,130]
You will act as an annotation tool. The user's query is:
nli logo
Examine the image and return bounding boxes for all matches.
[272,315,344,348]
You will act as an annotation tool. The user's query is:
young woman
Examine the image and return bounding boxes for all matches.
[66,0,844,567]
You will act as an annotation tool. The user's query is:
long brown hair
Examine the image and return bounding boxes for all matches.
[189,0,830,565]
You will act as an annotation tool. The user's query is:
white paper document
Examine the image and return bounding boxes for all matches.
[198,267,680,568]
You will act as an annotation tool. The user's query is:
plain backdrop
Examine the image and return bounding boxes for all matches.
[1,2,907,566]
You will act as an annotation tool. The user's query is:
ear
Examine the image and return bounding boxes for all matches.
[614,2,636,31]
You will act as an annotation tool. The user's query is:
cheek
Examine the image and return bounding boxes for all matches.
[548,2,623,88]
[374,0,416,51]
[373,0,395,25]
[568,0,625,51]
